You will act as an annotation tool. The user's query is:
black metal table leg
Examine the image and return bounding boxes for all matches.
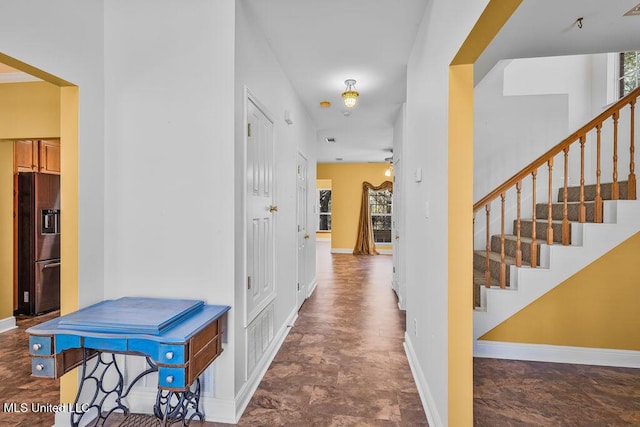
[71,349,128,427]
[153,377,204,426]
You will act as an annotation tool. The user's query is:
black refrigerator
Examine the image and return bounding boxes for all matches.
[17,172,61,315]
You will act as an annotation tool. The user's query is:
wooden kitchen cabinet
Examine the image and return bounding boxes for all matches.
[14,139,60,174]
[39,139,61,174]
[14,140,39,172]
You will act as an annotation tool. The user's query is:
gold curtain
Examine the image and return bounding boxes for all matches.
[353,180,393,255]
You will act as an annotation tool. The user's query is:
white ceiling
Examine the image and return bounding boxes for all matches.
[476,0,640,84]
[246,0,640,163]
[243,0,428,163]
[3,1,638,164]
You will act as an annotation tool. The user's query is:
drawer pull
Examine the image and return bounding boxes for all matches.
[32,343,42,351]
[165,351,174,360]
[35,364,45,372]
[166,375,174,384]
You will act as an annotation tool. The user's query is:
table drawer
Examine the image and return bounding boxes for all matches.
[31,357,55,378]
[158,366,186,389]
[29,335,53,356]
[191,318,218,355]
[158,344,186,365]
[188,337,220,386]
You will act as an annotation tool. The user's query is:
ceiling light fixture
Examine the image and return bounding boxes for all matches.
[342,79,359,108]
[320,101,331,108]
[384,156,393,177]
[624,3,640,16]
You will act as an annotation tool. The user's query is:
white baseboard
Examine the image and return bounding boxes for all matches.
[0,316,16,334]
[330,248,393,255]
[233,306,298,422]
[54,410,71,427]
[123,307,298,424]
[330,248,353,254]
[403,333,442,427]
[307,276,319,298]
[474,340,640,368]
[123,375,236,424]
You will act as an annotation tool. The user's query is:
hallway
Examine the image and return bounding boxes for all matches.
[234,241,427,425]
[3,242,640,425]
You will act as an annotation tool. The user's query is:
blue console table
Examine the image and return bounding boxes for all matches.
[26,297,231,426]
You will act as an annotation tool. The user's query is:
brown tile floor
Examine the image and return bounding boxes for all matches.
[0,310,60,427]
[231,243,426,426]
[474,357,640,426]
[3,243,640,426]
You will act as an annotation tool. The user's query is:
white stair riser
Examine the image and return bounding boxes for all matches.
[474,200,640,340]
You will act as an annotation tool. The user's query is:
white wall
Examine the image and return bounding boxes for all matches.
[474,60,569,202]
[0,0,105,308]
[404,1,490,424]
[234,0,317,400]
[473,54,638,250]
[103,0,237,404]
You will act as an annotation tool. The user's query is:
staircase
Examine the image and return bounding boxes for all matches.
[473,181,630,306]
[472,87,640,337]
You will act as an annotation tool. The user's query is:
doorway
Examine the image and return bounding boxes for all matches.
[245,93,276,324]
[296,152,309,310]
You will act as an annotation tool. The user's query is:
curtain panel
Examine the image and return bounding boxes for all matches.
[353,180,393,255]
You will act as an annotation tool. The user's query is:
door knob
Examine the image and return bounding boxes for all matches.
[395,235,400,240]
[269,205,279,212]
[304,233,310,239]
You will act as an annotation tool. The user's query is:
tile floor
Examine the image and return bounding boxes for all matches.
[474,357,640,426]
[0,310,60,427]
[2,242,640,426]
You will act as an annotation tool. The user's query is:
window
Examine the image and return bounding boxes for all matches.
[318,189,332,231]
[619,51,640,98]
[369,189,392,243]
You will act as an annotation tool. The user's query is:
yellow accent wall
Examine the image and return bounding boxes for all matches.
[448,64,475,426]
[0,81,61,138]
[59,85,80,404]
[0,142,13,319]
[0,56,78,404]
[448,1,522,424]
[316,163,392,252]
[481,232,640,350]
[0,81,62,321]
[316,179,332,240]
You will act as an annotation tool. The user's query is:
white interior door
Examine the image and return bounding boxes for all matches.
[392,157,405,309]
[246,97,276,322]
[296,152,309,310]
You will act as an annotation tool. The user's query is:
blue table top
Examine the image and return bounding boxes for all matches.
[57,297,205,335]
[27,297,231,344]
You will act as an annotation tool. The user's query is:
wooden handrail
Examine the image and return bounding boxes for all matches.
[474,86,640,212]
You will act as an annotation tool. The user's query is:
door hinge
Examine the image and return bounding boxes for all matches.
[24,291,29,303]
[247,276,252,290]
[297,282,300,291]
[393,266,396,273]
[247,123,252,137]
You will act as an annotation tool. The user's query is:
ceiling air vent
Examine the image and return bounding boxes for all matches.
[624,3,640,16]
[325,137,336,143]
